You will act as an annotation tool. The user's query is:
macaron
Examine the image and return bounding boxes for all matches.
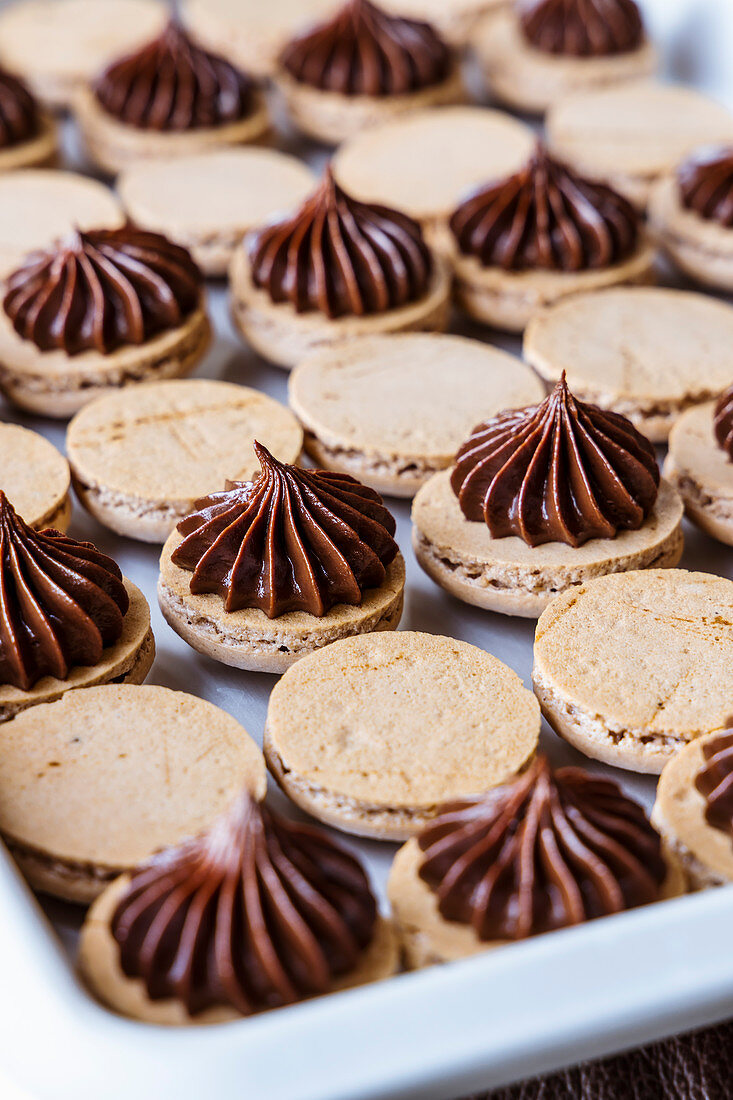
[663,392,733,547]
[474,0,656,116]
[118,148,315,277]
[0,169,123,278]
[524,288,733,443]
[0,422,71,531]
[74,20,270,177]
[653,730,733,890]
[547,81,733,210]
[0,0,167,108]
[0,67,57,171]
[0,685,266,903]
[158,443,405,674]
[378,0,504,46]
[332,106,535,235]
[0,494,155,723]
[288,334,545,497]
[0,225,210,418]
[79,791,397,1023]
[389,756,684,968]
[533,569,733,774]
[412,376,683,618]
[264,630,540,840]
[67,379,303,543]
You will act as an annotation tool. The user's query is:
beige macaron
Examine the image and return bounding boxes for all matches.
[0,577,154,725]
[0,684,266,903]
[473,6,656,116]
[288,334,546,498]
[663,403,733,547]
[649,171,733,294]
[412,472,683,618]
[0,0,167,108]
[0,169,123,279]
[264,630,540,840]
[332,106,535,236]
[0,422,71,531]
[159,531,405,675]
[118,149,315,277]
[652,732,733,890]
[229,244,451,371]
[66,379,303,543]
[533,569,733,774]
[524,288,733,443]
[379,0,505,46]
[546,82,733,210]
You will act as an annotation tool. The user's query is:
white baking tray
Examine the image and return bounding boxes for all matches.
[1,1,733,1096]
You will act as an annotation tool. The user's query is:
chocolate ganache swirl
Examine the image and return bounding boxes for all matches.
[417,756,667,941]
[0,492,129,691]
[519,0,644,57]
[172,441,398,617]
[714,383,733,460]
[93,20,254,131]
[695,731,733,838]
[450,374,659,547]
[678,146,733,228]
[280,0,452,96]
[0,67,41,148]
[3,226,202,356]
[248,167,433,318]
[449,148,639,272]
[111,791,378,1016]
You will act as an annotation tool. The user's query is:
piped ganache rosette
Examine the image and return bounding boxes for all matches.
[474,0,655,115]
[229,167,450,369]
[0,491,154,720]
[389,755,684,968]
[653,729,733,889]
[650,146,733,293]
[0,224,210,418]
[412,374,684,618]
[158,441,406,673]
[446,146,655,332]
[79,791,397,1023]
[0,65,57,170]
[74,20,269,175]
[274,0,463,144]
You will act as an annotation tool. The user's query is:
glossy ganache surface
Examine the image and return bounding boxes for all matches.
[0,492,129,691]
[280,0,452,96]
[94,19,254,131]
[519,0,644,57]
[248,168,433,318]
[417,755,667,941]
[450,374,659,547]
[3,226,202,355]
[172,441,398,617]
[714,383,733,460]
[111,792,378,1016]
[678,146,733,228]
[695,731,733,838]
[0,66,40,148]
[449,148,639,272]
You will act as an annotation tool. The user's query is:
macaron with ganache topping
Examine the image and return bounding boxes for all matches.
[446,146,655,333]
[264,630,540,840]
[229,167,450,369]
[0,66,57,171]
[388,756,684,968]
[0,494,154,722]
[0,685,266,903]
[74,19,269,176]
[475,0,656,116]
[158,442,405,673]
[412,375,684,617]
[649,145,733,293]
[0,225,210,418]
[274,0,464,145]
[0,423,71,531]
[79,790,397,1023]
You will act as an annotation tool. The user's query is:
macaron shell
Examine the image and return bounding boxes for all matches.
[0,422,71,530]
